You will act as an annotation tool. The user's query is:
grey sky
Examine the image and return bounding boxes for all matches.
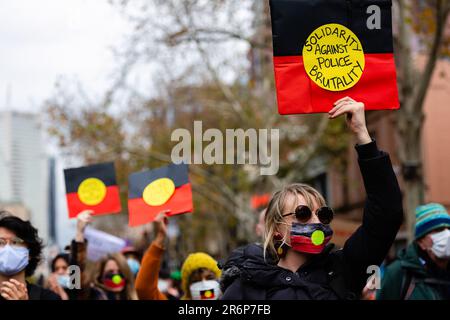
[0,0,133,249]
[0,0,129,112]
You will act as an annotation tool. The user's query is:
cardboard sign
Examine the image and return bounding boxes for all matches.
[270,0,399,114]
[84,226,127,262]
[128,163,193,226]
[64,162,122,218]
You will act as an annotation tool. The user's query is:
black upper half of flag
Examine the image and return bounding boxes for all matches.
[270,0,394,56]
[64,162,117,194]
[128,163,189,199]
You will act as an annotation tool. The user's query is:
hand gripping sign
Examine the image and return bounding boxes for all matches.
[270,0,399,114]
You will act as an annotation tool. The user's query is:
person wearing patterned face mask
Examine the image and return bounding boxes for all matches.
[378,203,450,300]
[220,97,403,300]
[0,212,60,300]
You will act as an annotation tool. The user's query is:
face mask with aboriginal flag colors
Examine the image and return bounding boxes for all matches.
[102,272,126,292]
[290,223,333,254]
[189,280,221,300]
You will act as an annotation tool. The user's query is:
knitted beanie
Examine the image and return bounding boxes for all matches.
[180,252,221,297]
[415,203,450,239]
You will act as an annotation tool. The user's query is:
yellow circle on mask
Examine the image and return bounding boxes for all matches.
[311,230,325,246]
[303,23,365,91]
[77,178,107,206]
[142,178,175,206]
[112,274,122,284]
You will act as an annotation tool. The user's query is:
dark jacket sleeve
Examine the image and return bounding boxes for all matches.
[342,140,403,295]
[70,239,91,300]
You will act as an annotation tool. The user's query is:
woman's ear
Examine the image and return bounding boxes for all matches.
[274,231,282,240]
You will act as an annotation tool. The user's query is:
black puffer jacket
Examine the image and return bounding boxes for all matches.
[220,141,403,300]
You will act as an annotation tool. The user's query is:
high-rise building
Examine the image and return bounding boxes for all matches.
[0,111,49,242]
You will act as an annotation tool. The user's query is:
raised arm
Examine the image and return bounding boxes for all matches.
[330,97,403,293]
[135,211,170,300]
[70,210,93,299]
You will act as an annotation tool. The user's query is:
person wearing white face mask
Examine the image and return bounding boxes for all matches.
[378,203,450,300]
[0,211,60,300]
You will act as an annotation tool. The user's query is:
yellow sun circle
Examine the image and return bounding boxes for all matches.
[311,230,325,246]
[204,291,212,298]
[77,178,107,206]
[303,23,365,91]
[142,178,175,206]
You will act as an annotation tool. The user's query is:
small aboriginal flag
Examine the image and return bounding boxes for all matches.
[128,163,193,227]
[270,0,399,114]
[64,162,122,218]
[200,289,215,300]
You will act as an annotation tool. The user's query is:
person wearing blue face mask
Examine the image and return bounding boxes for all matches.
[121,247,142,278]
[46,253,75,300]
[0,211,60,300]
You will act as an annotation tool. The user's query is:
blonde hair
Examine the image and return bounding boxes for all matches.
[92,253,138,300]
[263,183,326,260]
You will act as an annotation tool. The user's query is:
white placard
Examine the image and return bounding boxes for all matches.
[84,226,126,261]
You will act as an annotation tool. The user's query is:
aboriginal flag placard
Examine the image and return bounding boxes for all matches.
[270,0,399,114]
[128,163,193,227]
[64,162,122,218]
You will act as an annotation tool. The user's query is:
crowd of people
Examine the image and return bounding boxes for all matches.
[1,98,449,301]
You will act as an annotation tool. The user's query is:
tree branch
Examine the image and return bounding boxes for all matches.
[412,0,449,114]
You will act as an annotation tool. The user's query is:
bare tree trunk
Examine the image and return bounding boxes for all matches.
[395,0,449,241]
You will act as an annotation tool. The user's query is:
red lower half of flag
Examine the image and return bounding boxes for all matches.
[128,183,193,227]
[273,53,399,114]
[66,186,122,218]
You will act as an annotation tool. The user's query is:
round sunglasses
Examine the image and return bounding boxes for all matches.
[282,205,334,225]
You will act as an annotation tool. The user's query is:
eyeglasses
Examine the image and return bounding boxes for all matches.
[0,237,26,248]
[282,205,334,225]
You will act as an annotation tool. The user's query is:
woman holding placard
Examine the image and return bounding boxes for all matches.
[220,97,404,300]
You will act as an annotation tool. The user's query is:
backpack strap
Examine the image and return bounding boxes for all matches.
[400,269,414,300]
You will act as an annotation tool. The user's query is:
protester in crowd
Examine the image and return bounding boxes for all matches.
[377,203,450,300]
[220,97,403,300]
[70,210,138,300]
[0,211,60,300]
[90,252,138,300]
[157,268,178,300]
[122,246,142,278]
[168,270,182,299]
[46,253,71,300]
[135,211,222,300]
